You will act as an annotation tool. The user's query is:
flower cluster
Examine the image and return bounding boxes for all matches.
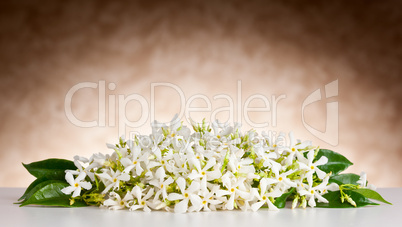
[61,117,342,213]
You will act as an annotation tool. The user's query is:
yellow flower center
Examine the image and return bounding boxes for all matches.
[120,201,125,206]
[141,201,146,206]
[278,177,283,181]
[310,190,314,195]
[133,161,137,165]
[230,188,235,193]
[196,156,200,159]
[161,184,164,189]
[201,171,206,176]
[182,164,185,168]
[273,144,277,148]
[262,196,267,200]
[310,166,314,170]
[184,193,189,198]
[238,165,241,169]
[161,160,165,165]
[113,178,117,183]
[202,200,207,205]
[291,148,296,152]
[74,183,79,187]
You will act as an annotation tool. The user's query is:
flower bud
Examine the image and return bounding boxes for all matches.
[292,196,299,209]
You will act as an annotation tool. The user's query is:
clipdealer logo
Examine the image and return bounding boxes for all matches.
[64,80,338,145]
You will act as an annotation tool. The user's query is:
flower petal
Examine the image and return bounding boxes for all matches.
[267,199,279,211]
[79,181,92,190]
[168,193,184,201]
[104,199,119,206]
[203,157,216,171]
[155,167,166,179]
[308,196,316,207]
[61,186,75,195]
[314,156,328,166]
[130,205,142,211]
[176,177,186,193]
[72,187,81,198]
[206,170,221,180]
[132,186,143,199]
[187,181,200,193]
[143,205,151,212]
[144,188,154,200]
[251,201,264,212]
[135,165,144,176]
[307,149,315,163]
[225,194,235,210]
[118,172,130,181]
[164,177,174,186]
[120,158,132,168]
[174,199,189,213]
[189,195,202,209]
[260,178,268,194]
[65,172,75,186]
[97,172,113,182]
[315,168,327,179]
[76,172,87,182]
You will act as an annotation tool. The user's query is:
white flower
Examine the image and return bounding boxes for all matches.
[264,170,297,191]
[149,167,174,201]
[147,147,175,172]
[298,178,330,207]
[255,148,281,177]
[106,143,129,157]
[357,172,376,190]
[54,118,369,213]
[103,191,133,210]
[61,172,92,198]
[67,156,96,181]
[89,152,109,166]
[262,131,286,154]
[167,177,202,213]
[299,149,328,185]
[130,186,154,212]
[228,156,255,176]
[188,157,221,190]
[218,173,252,210]
[172,153,190,174]
[120,146,147,176]
[96,169,130,193]
[284,132,311,165]
[190,186,222,212]
[211,120,233,138]
[251,178,282,211]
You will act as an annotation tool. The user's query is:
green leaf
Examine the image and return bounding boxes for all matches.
[316,190,379,208]
[23,159,76,179]
[329,173,360,186]
[274,188,295,208]
[17,180,65,204]
[315,149,353,175]
[353,188,392,205]
[17,177,49,201]
[20,181,87,207]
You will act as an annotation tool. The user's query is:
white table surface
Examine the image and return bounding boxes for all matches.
[1,188,400,227]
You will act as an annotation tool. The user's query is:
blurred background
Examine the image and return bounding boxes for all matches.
[0,0,401,187]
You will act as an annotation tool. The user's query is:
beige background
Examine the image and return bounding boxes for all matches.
[0,0,401,187]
